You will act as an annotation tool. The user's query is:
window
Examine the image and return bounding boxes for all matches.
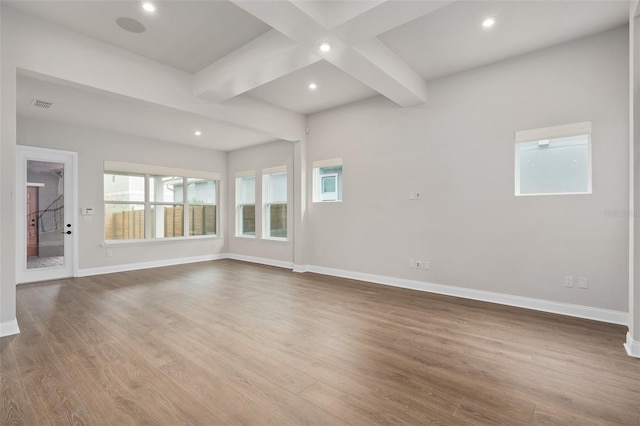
[103,162,218,241]
[313,158,343,202]
[236,173,256,237]
[187,178,216,237]
[104,173,146,240]
[515,122,592,196]
[263,167,287,239]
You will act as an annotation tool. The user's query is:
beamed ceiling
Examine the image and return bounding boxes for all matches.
[7,0,630,150]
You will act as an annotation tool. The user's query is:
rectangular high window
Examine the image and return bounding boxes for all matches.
[313,158,343,202]
[103,162,218,241]
[236,172,256,237]
[515,122,592,196]
[262,167,287,239]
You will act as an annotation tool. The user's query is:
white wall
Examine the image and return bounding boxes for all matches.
[17,118,227,272]
[306,26,629,312]
[227,141,294,265]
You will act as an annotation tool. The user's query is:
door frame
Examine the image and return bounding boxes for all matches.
[16,146,78,283]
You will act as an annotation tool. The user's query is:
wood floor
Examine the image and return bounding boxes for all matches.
[1,260,639,425]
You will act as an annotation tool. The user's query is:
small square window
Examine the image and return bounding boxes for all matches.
[313,159,343,202]
[515,122,592,196]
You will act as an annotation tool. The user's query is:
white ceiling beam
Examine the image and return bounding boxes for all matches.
[351,37,428,105]
[231,0,428,107]
[194,29,322,102]
[291,0,329,28]
[330,0,455,45]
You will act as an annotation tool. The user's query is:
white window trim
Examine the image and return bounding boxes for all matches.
[514,122,592,197]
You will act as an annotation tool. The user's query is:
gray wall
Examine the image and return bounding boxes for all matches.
[305,26,629,311]
[17,118,227,271]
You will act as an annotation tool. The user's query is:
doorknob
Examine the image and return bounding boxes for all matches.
[66,224,71,228]
[61,230,71,235]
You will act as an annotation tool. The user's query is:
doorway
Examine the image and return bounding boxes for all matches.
[17,146,77,283]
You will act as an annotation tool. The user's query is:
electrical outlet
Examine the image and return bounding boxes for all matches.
[416,260,424,269]
[423,261,430,270]
[564,276,574,288]
[415,191,421,200]
[409,191,415,200]
[578,277,588,289]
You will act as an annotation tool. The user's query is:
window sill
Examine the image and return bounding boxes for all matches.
[515,191,591,197]
[262,237,289,243]
[102,235,220,247]
[234,235,257,239]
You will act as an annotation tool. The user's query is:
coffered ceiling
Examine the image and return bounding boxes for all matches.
[6,0,630,151]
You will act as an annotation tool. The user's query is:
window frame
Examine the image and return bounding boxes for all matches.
[103,164,219,243]
[235,172,256,238]
[262,166,288,241]
[312,158,343,203]
[514,122,593,197]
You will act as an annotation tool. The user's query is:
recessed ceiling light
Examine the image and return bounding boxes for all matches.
[142,2,156,12]
[308,82,317,90]
[319,42,332,52]
[482,17,495,28]
[194,130,202,136]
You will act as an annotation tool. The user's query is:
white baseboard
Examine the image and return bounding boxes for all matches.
[72,254,627,326]
[293,264,309,273]
[0,319,20,337]
[77,254,224,277]
[305,265,628,325]
[624,332,640,358]
[225,253,293,269]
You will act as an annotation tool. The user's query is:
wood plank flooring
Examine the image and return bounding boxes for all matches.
[1,259,639,425]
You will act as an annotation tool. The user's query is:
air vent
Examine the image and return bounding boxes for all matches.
[30,99,53,110]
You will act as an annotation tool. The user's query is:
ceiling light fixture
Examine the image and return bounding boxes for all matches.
[482,17,495,28]
[194,130,202,136]
[142,2,156,12]
[319,42,332,52]
[308,82,318,90]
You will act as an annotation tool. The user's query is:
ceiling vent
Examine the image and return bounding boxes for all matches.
[30,99,53,110]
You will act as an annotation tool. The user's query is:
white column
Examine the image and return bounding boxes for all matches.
[625,5,640,358]
[0,5,21,337]
[293,133,308,271]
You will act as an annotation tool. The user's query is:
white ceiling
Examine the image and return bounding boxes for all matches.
[379,0,630,81]
[7,1,271,73]
[7,0,631,151]
[247,60,378,115]
[17,74,273,151]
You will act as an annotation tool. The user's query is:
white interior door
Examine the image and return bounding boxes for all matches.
[17,146,77,284]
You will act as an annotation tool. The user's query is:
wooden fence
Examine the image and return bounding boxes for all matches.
[105,205,216,240]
